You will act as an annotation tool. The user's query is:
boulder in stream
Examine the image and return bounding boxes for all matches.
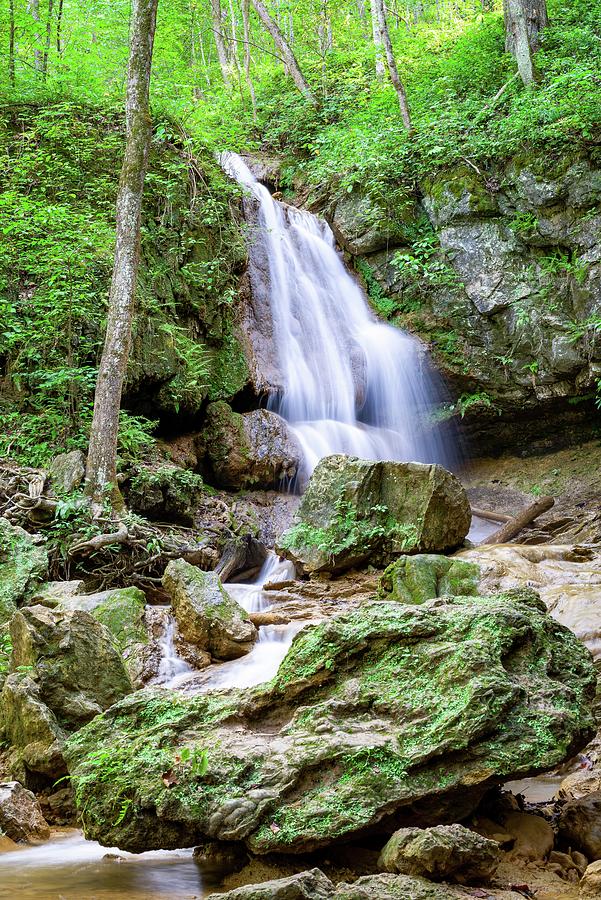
[1,605,132,779]
[277,455,471,574]
[204,402,301,490]
[163,559,257,661]
[0,781,50,843]
[66,589,595,853]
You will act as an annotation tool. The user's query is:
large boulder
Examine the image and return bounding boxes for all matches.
[162,559,257,660]
[558,792,601,860]
[0,519,48,625]
[204,401,301,489]
[277,456,471,574]
[47,450,85,493]
[379,554,480,604]
[66,589,595,853]
[0,781,50,843]
[1,605,132,778]
[378,824,500,882]
[125,465,205,525]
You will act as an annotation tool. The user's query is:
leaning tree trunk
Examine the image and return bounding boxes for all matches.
[504,0,547,86]
[251,0,317,105]
[210,0,231,86]
[85,0,159,512]
[371,0,411,129]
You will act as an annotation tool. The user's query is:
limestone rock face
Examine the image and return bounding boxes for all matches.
[204,401,301,489]
[0,781,50,843]
[1,605,132,778]
[559,792,601,860]
[66,591,595,853]
[277,456,471,574]
[162,559,257,660]
[378,824,500,882]
[0,519,48,625]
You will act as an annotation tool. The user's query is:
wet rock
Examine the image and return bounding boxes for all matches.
[581,860,601,897]
[378,554,479,604]
[378,823,500,882]
[66,590,595,853]
[0,519,48,625]
[47,450,85,493]
[1,605,132,778]
[163,559,257,660]
[328,191,415,255]
[277,455,471,574]
[205,868,335,900]
[125,465,205,525]
[559,792,601,860]
[0,781,50,843]
[503,811,554,861]
[204,402,301,490]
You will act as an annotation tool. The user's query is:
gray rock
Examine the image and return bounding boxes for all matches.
[47,450,85,493]
[378,824,500,882]
[206,869,335,899]
[0,781,50,843]
[559,791,601,860]
[334,873,468,898]
[162,559,257,660]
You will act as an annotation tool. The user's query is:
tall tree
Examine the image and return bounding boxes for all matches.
[84,0,160,511]
[504,0,548,86]
[8,0,15,85]
[250,0,317,105]
[210,0,231,86]
[28,0,43,73]
[369,0,385,78]
[371,0,411,129]
[42,0,55,77]
[242,0,257,120]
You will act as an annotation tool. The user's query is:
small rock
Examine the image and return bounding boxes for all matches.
[377,823,500,882]
[559,791,601,860]
[205,868,335,899]
[0,782,50,843]
[48,450,85,493]
[503,811,554,861]
[581,860,601,897]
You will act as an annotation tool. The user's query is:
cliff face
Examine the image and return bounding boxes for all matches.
[322,153,601,452]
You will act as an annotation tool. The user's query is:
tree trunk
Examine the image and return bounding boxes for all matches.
[56,0,64,54]
[504,0,547,86]
[28,0,43,73]
[480,496,554,545]
[242,0,257,121]
[371,0,411,129]
[210,0,231,86]
[251,0,317,105]
[9,0,15,85]
[85,0,159,511]
[42,0,54,77]
[369,0,385,78]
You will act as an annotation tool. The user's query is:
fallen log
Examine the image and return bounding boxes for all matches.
[471,507,512,524]
[250,611,290,627]
[479,496,555,545]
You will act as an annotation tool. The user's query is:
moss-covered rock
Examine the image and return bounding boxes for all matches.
[0,519,48,626]
[125,466,205,525]
[1,605,132,779]
[378,555,480,604]
[277,456,471,574]
[162,559,257,660]
[66,590,595,853]
[203,401,301,490]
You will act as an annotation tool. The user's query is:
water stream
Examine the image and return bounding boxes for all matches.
[221,152,453,481]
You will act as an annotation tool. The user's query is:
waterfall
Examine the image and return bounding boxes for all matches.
[221,152,453,481]
[153,611,193,686]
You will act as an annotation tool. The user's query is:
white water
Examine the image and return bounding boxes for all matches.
[221,152,451,481]
[152,611,192,687]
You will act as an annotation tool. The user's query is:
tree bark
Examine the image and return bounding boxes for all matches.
[9,0,15,85]
[85,0,159,512]
[504,0,547,86]
[371,0,411,129]
[210,0,231,86]
[28,0,43,73]
[369,0,385,78]
[42,0,54,77]
[56,0,64,54]
[479,496,554,545]
[251,0,317,105]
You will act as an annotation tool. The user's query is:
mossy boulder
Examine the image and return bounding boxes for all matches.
[204,401,301,489]
[1,605,132,779]
[33,584,148,683]
[66,590,595,853]
[378,555,480,604]
[378,824,500,882]
[162,558,257,660]
[277,456,471,574]
[125,466,205,525]
[0,519,48,626]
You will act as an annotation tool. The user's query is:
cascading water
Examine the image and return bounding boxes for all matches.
[152,609,193,687]
[221,152,453,481]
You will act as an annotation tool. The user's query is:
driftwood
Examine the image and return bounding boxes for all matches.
[470,507,512,525]
[479,496,555,545]
[249,611,290,627]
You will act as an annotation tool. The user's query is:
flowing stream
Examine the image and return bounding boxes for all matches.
[221,152,453,481]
